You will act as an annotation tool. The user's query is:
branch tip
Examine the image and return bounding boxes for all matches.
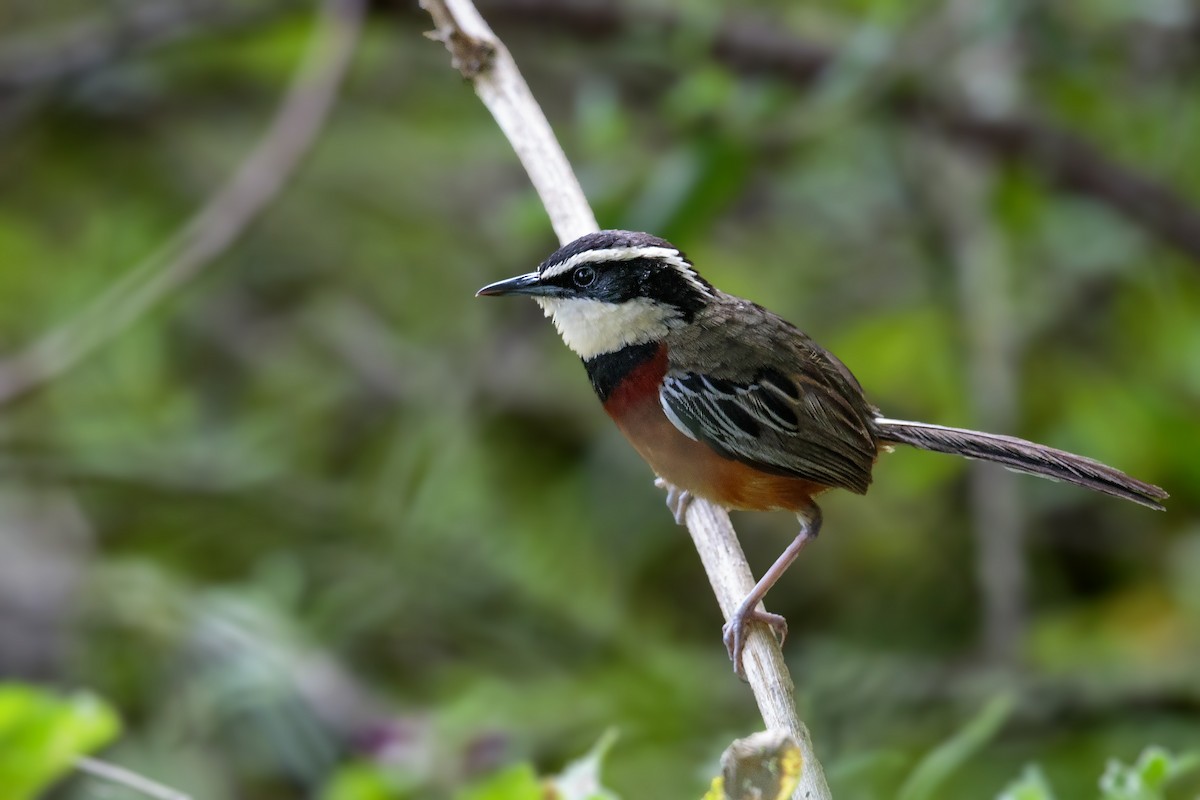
[420,0,496,79]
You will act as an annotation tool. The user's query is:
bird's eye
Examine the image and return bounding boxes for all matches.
[572,266,597,288]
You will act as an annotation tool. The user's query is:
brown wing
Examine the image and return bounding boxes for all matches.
[661,298,879,494]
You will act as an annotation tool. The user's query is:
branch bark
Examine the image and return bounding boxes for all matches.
[476,0,1200,265]
[419,2,831,798]
[421,0,596,243]
[0,0,364,407]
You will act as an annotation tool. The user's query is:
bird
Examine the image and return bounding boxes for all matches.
[477,229,1168,676]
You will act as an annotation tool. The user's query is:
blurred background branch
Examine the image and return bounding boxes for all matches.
[912,0,1028,664]
[475,0,1200,263]
[0,0,363,406]
[5,1,1197,261]
[0,0,290,100]
[75,755,192,800]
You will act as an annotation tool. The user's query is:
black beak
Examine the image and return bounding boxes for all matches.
[476,272,549,297]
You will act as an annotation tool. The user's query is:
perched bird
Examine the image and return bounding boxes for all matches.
[477,230,1167,675]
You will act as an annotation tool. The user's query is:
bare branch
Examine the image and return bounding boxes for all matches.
[421,0,597,243]
[0,0,365,407]
[477,0,1200,264]
[682,502,830,800]
[419,3,831,799]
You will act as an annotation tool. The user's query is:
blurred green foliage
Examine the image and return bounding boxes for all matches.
[897,696,1016,800]
[0,0,1198,799]
[999,747,1200,800]
[323,730,617,800]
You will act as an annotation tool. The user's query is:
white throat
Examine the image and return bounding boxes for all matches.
[535,296,682,360]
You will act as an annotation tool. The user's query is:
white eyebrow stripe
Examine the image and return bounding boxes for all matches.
[540,246,680,278]
[540,246,713,296]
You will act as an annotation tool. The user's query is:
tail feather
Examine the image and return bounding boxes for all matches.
[874,417,1168,511]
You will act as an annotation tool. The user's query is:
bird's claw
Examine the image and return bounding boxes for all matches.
[722,604,788,680]
[654,478,694,525]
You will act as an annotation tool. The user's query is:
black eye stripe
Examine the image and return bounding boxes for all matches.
[535,255,709,320]
[542,261,605,286]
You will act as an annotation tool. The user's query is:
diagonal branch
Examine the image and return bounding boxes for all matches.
[421,0,597,243]
[477,0,1200,264]
[0,0,364,407]
[419,2,832,799]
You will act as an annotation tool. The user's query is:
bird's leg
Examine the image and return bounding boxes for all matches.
[654,477,694,525]
[723,504,823,678]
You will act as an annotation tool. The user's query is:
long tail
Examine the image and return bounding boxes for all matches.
[874,418,1168,511]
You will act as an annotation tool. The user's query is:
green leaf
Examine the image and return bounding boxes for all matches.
[1098,747,1200,800]
[456,763,544,800]
[0,683,122,800]
[897,694,1015,800]
[997,765,1057,800]
[320,760,422,800]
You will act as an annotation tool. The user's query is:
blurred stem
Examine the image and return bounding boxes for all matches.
[0,0,364,407]
[419,2,832,799]
[75,756,192,800]
[944,151,1026,662]
[916,0,1027,663]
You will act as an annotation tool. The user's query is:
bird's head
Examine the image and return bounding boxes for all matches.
[477,230,714,359]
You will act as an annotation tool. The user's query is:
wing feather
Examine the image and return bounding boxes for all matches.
[659,296,881,494]
[660,367,878,494]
